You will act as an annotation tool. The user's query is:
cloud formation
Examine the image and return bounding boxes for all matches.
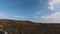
[48,0,60,10]
[41,12,60,20]
[34,0,60,23]
[40,0,60,23]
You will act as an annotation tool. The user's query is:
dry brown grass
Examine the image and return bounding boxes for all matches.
[0,19,60,34]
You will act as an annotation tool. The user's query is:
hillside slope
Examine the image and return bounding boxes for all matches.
[0,19,60,34]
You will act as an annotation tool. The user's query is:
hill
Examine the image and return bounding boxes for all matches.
[0,19,60,34]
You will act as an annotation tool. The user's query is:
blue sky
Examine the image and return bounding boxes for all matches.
[0,0,60,23]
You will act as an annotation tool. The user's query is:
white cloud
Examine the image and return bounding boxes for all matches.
[33,0,60,23]
[41,12,60,20]
[39,0,60,23]
[48,0,60,10]
[40,12,60,23]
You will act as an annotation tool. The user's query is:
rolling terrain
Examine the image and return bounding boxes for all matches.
[0,19,60,34]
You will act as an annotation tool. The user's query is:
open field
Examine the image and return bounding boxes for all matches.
[0,19,60,34]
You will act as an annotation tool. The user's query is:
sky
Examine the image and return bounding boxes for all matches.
[0,0,60,23]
